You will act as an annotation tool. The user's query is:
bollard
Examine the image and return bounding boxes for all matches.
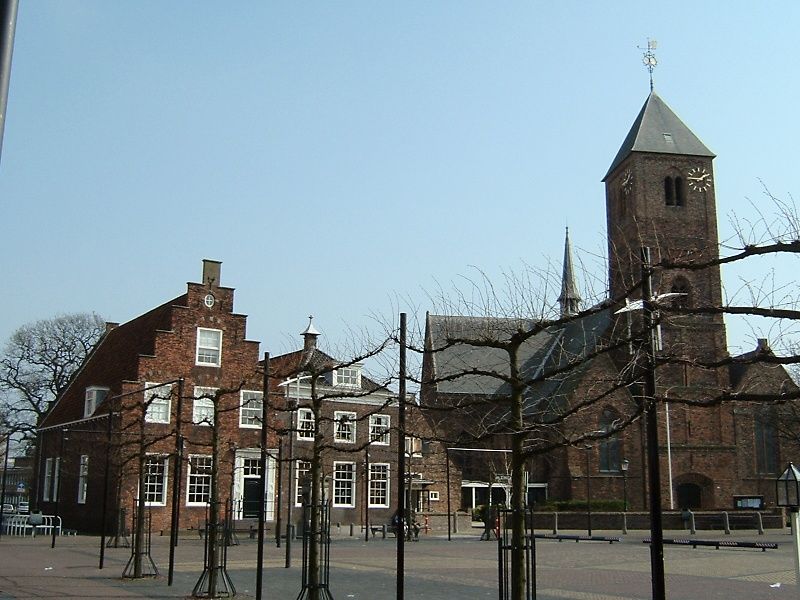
[757,512,764,535]
[284,524,294,569]
[553,512,559,535]
[382,524,387,539]
[723,511,731,535]
[622,513,628,535]
[349,523,354,536]
[689,510,696,535]
[453,512,458,534]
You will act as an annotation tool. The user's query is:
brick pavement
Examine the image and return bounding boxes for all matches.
[0,529,797,599]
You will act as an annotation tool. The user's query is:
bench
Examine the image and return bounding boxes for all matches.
[643,537,778,551]
[534,533,622,544]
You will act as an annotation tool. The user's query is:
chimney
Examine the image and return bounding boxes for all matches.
[756,338,771,353]
[202,259,222,287]
[301,315,321,353]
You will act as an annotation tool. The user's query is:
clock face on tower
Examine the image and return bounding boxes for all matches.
[621,169,634,195]
[687,166,712,191]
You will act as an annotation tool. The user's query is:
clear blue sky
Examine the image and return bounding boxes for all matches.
[1,2,797,358]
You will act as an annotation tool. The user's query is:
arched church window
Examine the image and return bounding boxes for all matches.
[664,177,675,206]
[755,407,779,474]
[670,277,690,308]
[598,408,621,472]
[664,176,687,207]
[675,176,686,206]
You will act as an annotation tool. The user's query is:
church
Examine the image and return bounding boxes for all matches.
[417,90,797,513]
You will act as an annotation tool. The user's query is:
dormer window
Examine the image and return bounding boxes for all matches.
[85,386,109,417]
[333,366,361,388]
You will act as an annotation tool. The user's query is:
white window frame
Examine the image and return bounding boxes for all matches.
[297,408,314,441]
[333,366,361,388]
[368,463,390,508]
[144,382,172,424]
[193,387,217,426]
[429,491,440,502]
[186,455,213,506]
[369,414,391,445]
[53,457,61,501]
[239,390,263,428]
[334,411,357,444]
[43,457,53,502]
[77,455,89,504]
[405,436,422,457]
[84,386,109,418]
[333,461,356,508]
[295,460,311,507]
[143,455,169,506]
[195,327,222,367]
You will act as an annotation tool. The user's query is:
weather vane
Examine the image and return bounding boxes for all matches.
[638,38,658,92]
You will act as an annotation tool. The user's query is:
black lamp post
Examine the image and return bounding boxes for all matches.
[585,446,592,537]
[621,459,630,512]
[776,463,800,588]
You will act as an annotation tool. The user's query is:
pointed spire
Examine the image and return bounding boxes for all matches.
[557,228,581,318]
[603,92,715,181]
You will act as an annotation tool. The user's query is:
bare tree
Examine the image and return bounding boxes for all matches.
[0,313,105,444]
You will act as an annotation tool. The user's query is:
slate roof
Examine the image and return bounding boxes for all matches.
[604,91,715,181]
[425,309,611,417]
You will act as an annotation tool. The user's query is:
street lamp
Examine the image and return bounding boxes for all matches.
[621,459,630,512]
[776,463,800,591]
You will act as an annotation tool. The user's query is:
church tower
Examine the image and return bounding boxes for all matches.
[603,92,728,373]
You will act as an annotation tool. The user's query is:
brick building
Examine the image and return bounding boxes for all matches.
[269,321,399,531]
[37,260,274,534]
[417,91,798,513]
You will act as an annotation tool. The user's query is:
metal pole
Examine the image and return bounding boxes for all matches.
[396,312,407,600]
[285,392,296,568]
[0,0,19,163]
[446,448,452,541]
[364,447,370,542]
[52,429,66,549]
[275,439,283,548]
[99,413,113,568]
[791,508,800,593]
[0,432,11,542]
[642,246,666,600]
[256,353,269,600]
[168,379,184,585]
[585,447,592,537]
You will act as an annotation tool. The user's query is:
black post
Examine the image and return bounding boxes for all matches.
[285,394,297,569]
[396,312,407,600]
[256,352,270,600]
[585,447,592,537]
[364,447,370,542]
[99,412,114,568]
[0,432,11,542]
[275,439,283,548]
[168,379,184,586]
[641,246,666,600]
[51,428,66,549]
[0,0,19,163]
[445,448,451,541]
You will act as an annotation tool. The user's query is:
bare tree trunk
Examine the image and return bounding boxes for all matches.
[207,401,221,596]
